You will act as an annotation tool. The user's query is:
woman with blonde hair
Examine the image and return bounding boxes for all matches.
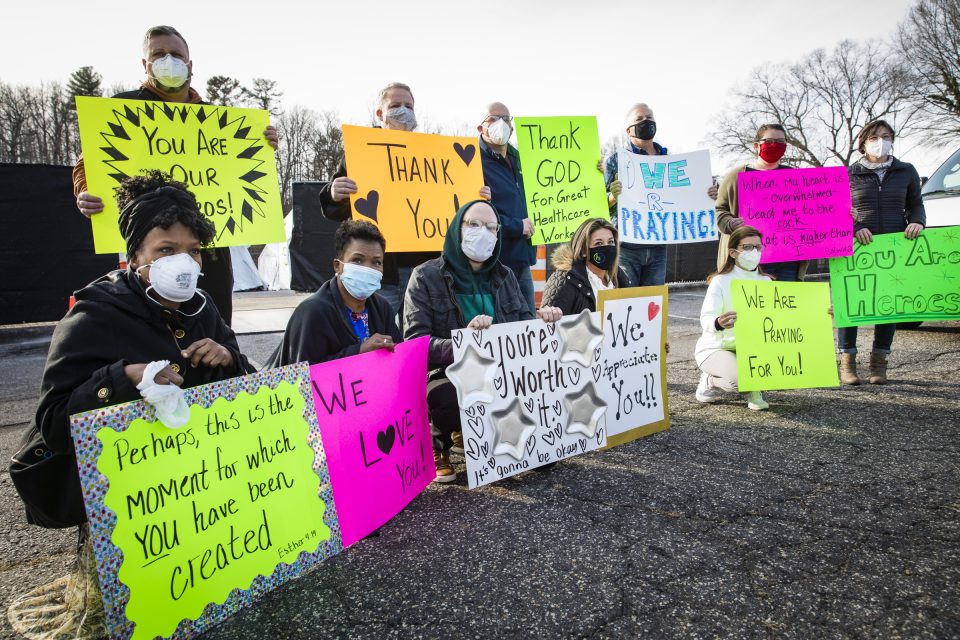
[541,217,632,315]
[694,224,772,410]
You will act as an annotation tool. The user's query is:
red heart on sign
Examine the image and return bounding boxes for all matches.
[648,301,661,321]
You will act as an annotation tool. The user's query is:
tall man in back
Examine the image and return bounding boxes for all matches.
[73,25,278,325]
[604,103,717,286]
[477,102,536,314]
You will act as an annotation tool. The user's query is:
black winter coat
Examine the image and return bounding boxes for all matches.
[11,270,250,526]
[540,245,632,315]
[269,277,401,367]
[403,256,533,373]
[849,157,926,234]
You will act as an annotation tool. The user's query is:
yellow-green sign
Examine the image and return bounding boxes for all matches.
[829,228,960,326]
[514,116,609,245]
[731,280,839,392]
[71,365,340,639]
[76,96,285,254]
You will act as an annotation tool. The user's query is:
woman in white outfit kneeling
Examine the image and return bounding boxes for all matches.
[694,225,771,410]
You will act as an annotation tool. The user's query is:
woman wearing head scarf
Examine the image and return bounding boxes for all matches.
[403,200,562,482]
[12,170,250,531]
[541,217,632,315]
[9,171,252,637]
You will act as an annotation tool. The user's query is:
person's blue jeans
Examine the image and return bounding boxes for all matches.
[511,264,536,314]
[763,261,801,282]
[837,324,896,354]
[618,244,667,287]
[380,266,414,319]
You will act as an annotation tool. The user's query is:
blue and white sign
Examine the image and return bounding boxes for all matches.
[615,149,717,244]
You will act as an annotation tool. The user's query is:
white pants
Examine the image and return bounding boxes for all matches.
[699,350,739,392]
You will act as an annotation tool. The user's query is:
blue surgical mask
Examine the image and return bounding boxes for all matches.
[338,262,382,300]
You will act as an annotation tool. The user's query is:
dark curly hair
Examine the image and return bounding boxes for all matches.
[334,220,386,259]
[114,169,216,256]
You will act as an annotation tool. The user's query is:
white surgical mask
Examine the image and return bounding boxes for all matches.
[485,118,512,146]
[461,225,497,262]
[736,249,762,271]
[865,138,892,159]
[150,54,189,89]
[139,252,203,303]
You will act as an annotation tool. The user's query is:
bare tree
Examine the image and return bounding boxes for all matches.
[242,78,283,116]
[898,0,960,140]
[711,40,917,167]
[311,110,343,182]
[601,133,628,163]
[0,82,78,165]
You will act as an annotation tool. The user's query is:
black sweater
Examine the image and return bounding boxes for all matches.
[269,277,401,366]
[849,157,926,234]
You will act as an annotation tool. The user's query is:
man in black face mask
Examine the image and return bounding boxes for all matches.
[603,103,717,287]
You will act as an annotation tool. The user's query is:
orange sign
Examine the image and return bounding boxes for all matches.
[341,125,485,252]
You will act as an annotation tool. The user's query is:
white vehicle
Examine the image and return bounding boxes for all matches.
[921,147,960,228]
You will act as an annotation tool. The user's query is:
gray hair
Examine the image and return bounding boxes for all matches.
[624,103,652,124]
[377,82,414,108]
[142,26,189,57]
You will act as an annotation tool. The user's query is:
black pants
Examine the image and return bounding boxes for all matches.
[427,378,460,451]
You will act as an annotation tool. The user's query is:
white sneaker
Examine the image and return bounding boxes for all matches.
[695,372,722,403]
[745,391,769,411]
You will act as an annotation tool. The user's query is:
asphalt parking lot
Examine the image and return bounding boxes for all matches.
[1,287,957,639]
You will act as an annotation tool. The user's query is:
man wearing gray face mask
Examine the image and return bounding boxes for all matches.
[72,25,279,325]
[320,82,490,316]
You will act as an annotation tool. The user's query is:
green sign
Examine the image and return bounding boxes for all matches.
[514,116,609,245]
[829,228,960,326]
[731,280,840,392]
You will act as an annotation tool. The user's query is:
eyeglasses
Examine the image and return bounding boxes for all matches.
[737,244,763,251]
[463,219,501,233]
[757,138,787,145]
[484,115,513,123]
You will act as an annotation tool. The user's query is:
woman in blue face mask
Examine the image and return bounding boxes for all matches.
[541,218,632,315]
[270,220,401,367]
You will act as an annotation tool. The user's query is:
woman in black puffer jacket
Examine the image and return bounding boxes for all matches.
[838,119,926,386]
[541,218,632,315]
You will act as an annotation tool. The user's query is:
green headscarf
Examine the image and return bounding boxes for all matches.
[443,199,503,323]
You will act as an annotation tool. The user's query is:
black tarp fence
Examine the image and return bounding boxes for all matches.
[0,164,117,325]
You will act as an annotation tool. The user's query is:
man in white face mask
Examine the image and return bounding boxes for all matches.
[477,102,537,315]
[71,25,279,326]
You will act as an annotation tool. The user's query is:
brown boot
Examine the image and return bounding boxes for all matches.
[868,352,888,385]
[838,353,860,385]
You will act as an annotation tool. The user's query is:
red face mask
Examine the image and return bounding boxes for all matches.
[758,141,787,163]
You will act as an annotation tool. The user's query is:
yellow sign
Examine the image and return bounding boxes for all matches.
[341,125,485,252]
[598,286,670,448]
[76,97,286,254]
[74,371,336,639]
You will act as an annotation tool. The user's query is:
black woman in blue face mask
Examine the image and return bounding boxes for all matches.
[541,218,633,316]
[270,220,402,367]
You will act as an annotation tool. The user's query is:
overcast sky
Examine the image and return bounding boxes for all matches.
[5,0,954,175]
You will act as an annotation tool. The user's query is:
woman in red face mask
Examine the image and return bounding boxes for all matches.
[713,124,808,283]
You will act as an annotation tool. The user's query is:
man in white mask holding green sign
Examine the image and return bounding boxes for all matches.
[72,25,279,325]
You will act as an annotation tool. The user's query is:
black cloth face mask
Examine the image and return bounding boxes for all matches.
[588,244,617,270]
[630,120,657,141]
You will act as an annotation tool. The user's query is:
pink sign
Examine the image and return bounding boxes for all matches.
[309,336,434,547]
[738,166,853,263]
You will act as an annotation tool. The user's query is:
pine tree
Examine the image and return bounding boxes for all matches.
[206,75,243,106]
[66,66,103,105]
